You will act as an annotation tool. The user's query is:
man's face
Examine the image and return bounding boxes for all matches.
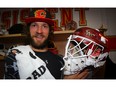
[29,22,50,49]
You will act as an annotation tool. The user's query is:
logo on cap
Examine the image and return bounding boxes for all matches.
[34,10,46,18]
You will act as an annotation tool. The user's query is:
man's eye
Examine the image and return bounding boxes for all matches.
[43,25,48,28]
[31,24,36,27]
[30,23,37,27]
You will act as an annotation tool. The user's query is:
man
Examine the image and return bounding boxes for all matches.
[4,9,89,79]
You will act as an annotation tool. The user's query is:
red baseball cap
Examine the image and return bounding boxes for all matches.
[24,9,54,26]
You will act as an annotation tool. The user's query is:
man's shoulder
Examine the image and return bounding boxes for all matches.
[12,45,30,50]
[10,45,32,54]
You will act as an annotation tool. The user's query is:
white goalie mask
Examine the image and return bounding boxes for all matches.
[63,27,109,75]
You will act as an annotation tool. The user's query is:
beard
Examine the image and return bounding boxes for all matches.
[28,33,49,50]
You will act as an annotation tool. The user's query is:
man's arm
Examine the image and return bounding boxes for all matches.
[4,50,20,79]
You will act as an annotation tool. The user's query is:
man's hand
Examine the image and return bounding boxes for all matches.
[64,69,90,79]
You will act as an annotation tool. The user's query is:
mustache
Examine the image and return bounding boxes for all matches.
[32,33,45,38]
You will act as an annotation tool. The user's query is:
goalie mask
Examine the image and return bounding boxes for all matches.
[63,27,108,75]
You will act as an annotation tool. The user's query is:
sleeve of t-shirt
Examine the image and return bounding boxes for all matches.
[4,50,20,79]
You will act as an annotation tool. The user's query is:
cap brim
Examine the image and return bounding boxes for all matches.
[24,17,54,26]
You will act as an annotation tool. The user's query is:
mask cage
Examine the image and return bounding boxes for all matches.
[65,35,104,59]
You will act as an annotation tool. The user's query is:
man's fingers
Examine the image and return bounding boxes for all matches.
[64,69,90,79]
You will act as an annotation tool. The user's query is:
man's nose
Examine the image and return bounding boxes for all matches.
[37,26,42,33]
